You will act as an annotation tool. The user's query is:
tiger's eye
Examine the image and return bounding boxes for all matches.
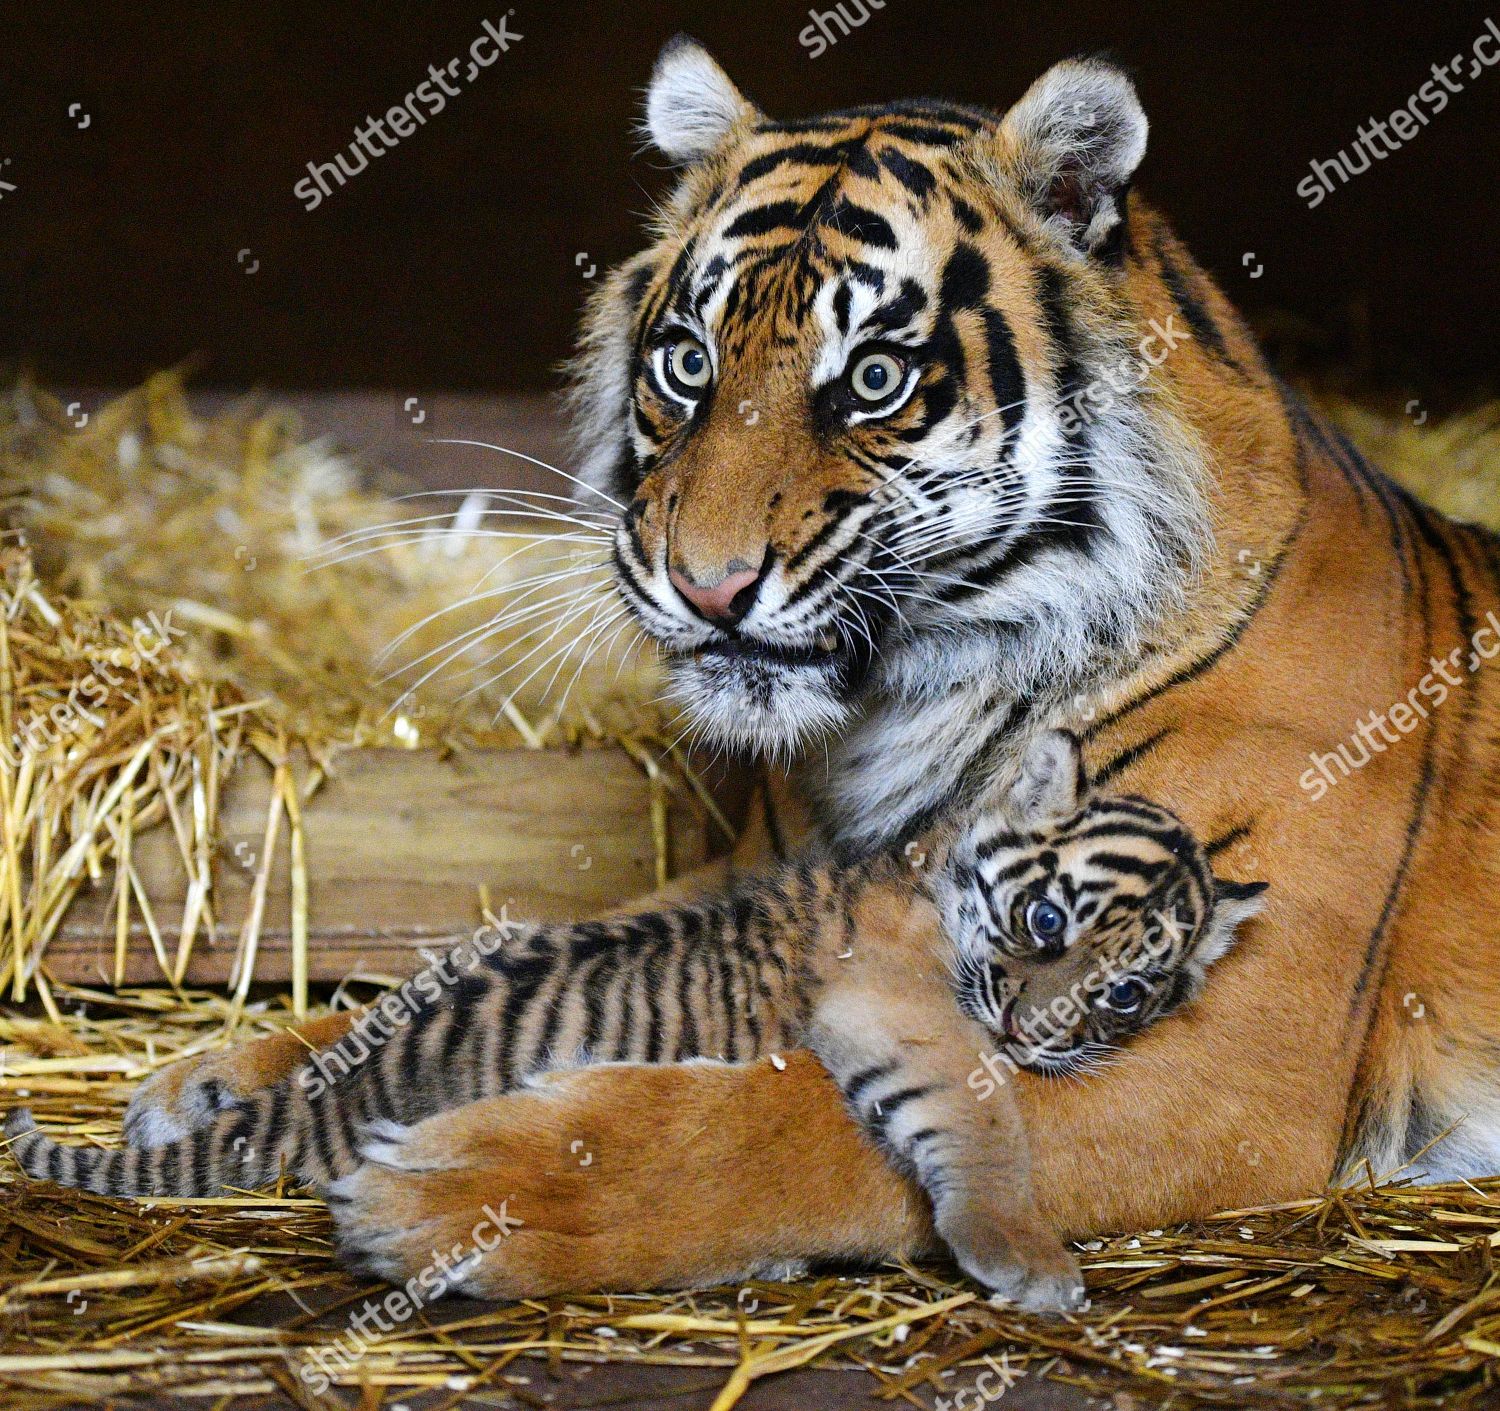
[849,351,905,402]
[665,336,712,393]
[1025,898,1067,945]
[1105,977,1148,1013]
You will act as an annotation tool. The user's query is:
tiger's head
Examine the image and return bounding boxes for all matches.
[937,730,1267,1075]
[569,39,1212,757]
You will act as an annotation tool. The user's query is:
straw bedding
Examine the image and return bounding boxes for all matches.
[2,376,1500,1408]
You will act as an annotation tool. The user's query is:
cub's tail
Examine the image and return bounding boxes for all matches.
[4,1084,323,1196]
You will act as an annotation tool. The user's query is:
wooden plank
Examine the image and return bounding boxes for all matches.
[45,747,742,987]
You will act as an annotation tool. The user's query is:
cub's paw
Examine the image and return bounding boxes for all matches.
[124,1011,358,1147]
[940,1211,1086,1314]
[123,1055,244,1147]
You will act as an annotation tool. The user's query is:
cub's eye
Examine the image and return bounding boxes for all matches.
[661,335,713,397]
[1103,978,1149,1014]
[848,349,907,404]
[1024,899,1067,946]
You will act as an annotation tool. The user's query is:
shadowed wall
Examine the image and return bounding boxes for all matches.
[3,1,1496,397]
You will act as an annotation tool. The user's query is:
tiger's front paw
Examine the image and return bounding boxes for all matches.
[325,1100,613,1300]
[326,1117,525,1298]
[323,1064,814,1298]
[939,1207,1085,1313]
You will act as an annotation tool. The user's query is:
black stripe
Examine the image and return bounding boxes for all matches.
[1086,850,1170,879]
[307,1088,341,1181]
[939,242,989,310]
[578,932,629,1059]
[330,1091,364,1172]
[879,148,935,199]
[1092,728,1172,790]
[495,957,555,1085]
[735,141,857,187]
[725,201,806,241]
[671,928,701,1060]
[828,198,897,249]
[263,1082,289,1179]
[439,972,489,1069]
[949,192,984,233]
[1065,818,1188,852]
[192,1125,213,1194]
[365,1040,398,1123]
[843,1060,897,1104]
[715,945,740,1062]
[527,954,577,1070]
[879,121,968,147]
[870,1084,936,1121]
[1153,234,1247,377]
[982,309,1026,440]
[1204,822,1252,858]
[1035,267,1088,446]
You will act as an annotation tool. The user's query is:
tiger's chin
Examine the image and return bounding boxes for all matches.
[665,646,856,757]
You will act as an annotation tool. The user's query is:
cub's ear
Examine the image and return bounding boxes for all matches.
[1003,729,1085,827]
[644,35,759,164]
[997,57,1147,257]
[1195,878,1269,972]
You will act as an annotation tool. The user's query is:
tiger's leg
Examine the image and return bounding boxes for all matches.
[807,988,1082,1310]
[324,1015,1338,1296]
[327,1056,934,1296]
[123,1008,362,1146]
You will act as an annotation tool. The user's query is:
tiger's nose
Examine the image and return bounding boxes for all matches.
[668,562,765,626]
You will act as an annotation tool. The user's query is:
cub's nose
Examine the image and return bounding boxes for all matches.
[668,562,765,626]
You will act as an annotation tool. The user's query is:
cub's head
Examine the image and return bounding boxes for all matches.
[570,38,1210,754]
[938,731,1266,1075]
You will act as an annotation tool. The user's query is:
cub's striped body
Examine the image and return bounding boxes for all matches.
[6,734,1258,1305]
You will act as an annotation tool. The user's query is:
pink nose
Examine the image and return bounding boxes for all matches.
[668,565,763,625]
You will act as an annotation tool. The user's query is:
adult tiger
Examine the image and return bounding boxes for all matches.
[113,40,1500,1295]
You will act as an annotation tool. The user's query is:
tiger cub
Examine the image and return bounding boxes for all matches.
[6,731,1264,1309]
[939,731,1269,1082]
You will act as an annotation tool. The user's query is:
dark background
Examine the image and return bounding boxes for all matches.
[3,1,1497,401]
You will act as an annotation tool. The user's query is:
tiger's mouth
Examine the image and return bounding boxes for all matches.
[656,623,880,753]
[677,625,878,691]
[1007,1044,1085,1076]
[691,633,839,672]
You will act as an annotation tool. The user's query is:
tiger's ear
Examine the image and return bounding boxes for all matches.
[1196,879,1268,971]
[997,57,1147,257]
[644,35,759,164]
[1003,729,1085,827]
